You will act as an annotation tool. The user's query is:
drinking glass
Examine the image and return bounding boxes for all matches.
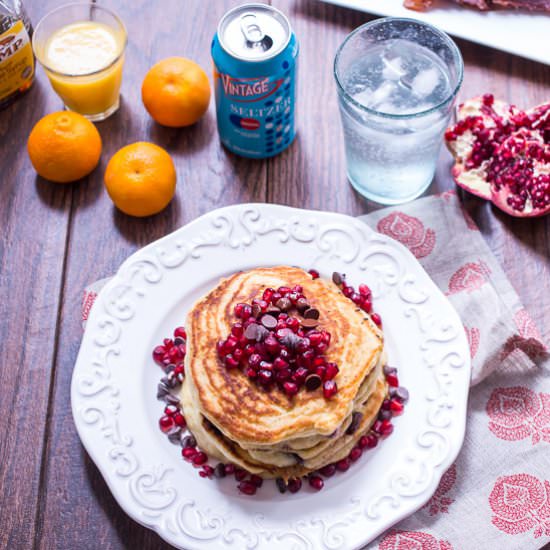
[32,2,127,121]
[334,18,463,204]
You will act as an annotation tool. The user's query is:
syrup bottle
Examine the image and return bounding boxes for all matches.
[0,0,34,109]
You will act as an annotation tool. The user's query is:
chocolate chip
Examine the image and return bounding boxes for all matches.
[303,308,319,320]
[266,305,281,315]
[252,304,262,318]
[168,428,182,444]
[214,463,226,478]
[164,363,176,374]
[332,272,343,286]
[256,325,269,342]
[279,329,301,350]
[165,393,181,406]
[174,336,186,346]
[295,298,309,314]
[346,412,363,435]
[244,323,259,340]
[275,297,292,311]
[383,365,397,376]
[156,383,169,400]
[276,478,287,493]
[305,374,322,391]
[379,409,393,421]
[181,434,197,448]
[395,386,409,402]
[301,318,319,329]
[261,314,277,329]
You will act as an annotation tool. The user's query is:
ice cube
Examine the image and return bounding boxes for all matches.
[370,81,395,109]
[381,56,405,81]
[353,88,373,106]
[411,68,440,97]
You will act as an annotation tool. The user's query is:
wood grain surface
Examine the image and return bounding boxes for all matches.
[0,1,548,549]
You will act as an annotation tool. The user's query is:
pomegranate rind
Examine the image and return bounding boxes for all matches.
[445,95,550,218]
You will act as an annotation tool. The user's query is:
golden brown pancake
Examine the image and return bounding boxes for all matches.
[182,267,384,448]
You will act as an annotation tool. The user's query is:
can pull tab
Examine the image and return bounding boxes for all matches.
[240,13,273,52]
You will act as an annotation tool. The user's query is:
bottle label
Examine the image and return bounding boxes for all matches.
[0,19,34,101]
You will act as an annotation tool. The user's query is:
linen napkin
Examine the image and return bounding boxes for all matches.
[81,192,549,550]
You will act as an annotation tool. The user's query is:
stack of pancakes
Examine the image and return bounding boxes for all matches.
[180,266,388,479]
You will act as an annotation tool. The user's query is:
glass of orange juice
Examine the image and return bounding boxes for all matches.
[32,2,127,121]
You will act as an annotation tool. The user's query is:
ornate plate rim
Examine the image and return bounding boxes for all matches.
[71,203,471,550]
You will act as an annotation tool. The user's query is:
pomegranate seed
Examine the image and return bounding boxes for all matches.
[336,458,350,472]
[292,285,303,293]
[309,476,324,491]
[308,331,323,346]
[265,337,280,355]
[379,419,394,437]
[381,399,391,410]
[270,292,282,304]
[174,327,186,340]
[238,481,257,495]
[390,399,404,415]
[192,451,208,466]
[482,93,494,106]
[386,374,399,387]
[358,284,371,296]
[248,353,261,368]
[373,420,383,434]
[233,348,244,362]
[314,366,326,380]
[323,380,338,399]
[287,478,302,493]
[273,357,289,370]
[224,354,239,369]
[263,288,275,302]
[319,464,336,477]
[325,363,339,380]
[349,446,362,462]
[250,474,263,487]
[283,381,299,397]
[182,447,197,460]
[163,338,174,349]
[231,323,244,338]
[234,468,247,481]
[278,286,291,295]
[164,404,178,416]
[308,269,320,279]
[153,346,165,365]
[173,413,186,427]
[258,370,273,385]
[361,299,372,313]
[159,415,175,433]
[292,367,308,383]
[342,285,354,298]
[246,367,257,379]
[287,317,300,331]
[371,313,382,326]
[362,434,378,449]
[275,368,291,382]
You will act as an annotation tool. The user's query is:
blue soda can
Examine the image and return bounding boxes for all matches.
[212,4,298,159]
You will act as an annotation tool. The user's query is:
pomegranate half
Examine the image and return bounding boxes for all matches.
[445,94,550,217]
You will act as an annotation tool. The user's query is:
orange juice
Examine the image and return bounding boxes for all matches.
[42,21,124,119]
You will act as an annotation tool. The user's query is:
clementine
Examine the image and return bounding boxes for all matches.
[141,57,210,127]
[27,111,102,183]
[104,142,176,217]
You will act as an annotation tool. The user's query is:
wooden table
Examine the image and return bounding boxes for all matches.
[2,1,549,548]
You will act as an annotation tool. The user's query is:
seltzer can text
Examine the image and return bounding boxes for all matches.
[212,4,298,159]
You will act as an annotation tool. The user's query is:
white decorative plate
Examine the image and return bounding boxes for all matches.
[71,204,471,550]
[319,0,550,66]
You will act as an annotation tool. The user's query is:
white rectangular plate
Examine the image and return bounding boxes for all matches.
[319,0,550,66]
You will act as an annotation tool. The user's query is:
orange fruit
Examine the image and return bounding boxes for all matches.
[141,57,210,127]
[27,111,102,183]
[104,142,176,217]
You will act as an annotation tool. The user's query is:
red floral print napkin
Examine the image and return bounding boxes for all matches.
[81,191,549,550]
[358,191,549,550]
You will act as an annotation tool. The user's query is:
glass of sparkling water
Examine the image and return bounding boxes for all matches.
[334,18,463,204]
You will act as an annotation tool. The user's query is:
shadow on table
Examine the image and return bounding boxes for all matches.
[112,193,182,246]
[83,448,175,550]
[146,111,216,157]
